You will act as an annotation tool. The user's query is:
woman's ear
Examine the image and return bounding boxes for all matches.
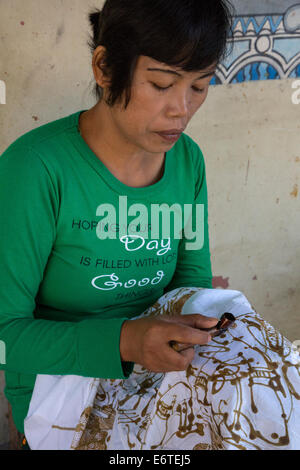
[92,45,111,89]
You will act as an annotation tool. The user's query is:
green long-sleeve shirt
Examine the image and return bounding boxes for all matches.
[0,110,213,434]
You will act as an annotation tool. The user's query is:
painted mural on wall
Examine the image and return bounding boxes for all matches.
[212,1,300,84]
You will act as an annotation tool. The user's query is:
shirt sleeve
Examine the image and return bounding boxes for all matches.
[164,141,213,293]
[0,146,134,379]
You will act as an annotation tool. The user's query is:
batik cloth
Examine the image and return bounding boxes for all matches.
[24,287,300,450]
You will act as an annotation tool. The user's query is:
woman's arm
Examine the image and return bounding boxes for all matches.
[0,146,133,379]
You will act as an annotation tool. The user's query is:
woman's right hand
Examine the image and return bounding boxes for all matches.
[120,314,218,373]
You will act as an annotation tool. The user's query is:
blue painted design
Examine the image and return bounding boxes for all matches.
[273,38,300,62]
[222,41,250,69]
[289,63,300,78]
[228,62,281,84]
[244,64,252,82]
[231,16,283,35]
[267,64,280,80]
[252,63,259,81]
[212,4,300,85]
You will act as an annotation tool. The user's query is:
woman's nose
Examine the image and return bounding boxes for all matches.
[167,92,190,118]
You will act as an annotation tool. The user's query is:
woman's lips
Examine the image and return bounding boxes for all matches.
[156,132,182,143]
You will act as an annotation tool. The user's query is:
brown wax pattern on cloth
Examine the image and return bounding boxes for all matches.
[70,287,300,450]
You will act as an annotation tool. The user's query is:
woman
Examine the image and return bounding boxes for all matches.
[0,0,234,449]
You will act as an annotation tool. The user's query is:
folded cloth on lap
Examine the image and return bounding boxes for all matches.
[24,287,300,450]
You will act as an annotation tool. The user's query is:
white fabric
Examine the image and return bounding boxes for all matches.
[24,287,300,450]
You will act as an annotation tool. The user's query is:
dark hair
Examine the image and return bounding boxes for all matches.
[87,0,235,109]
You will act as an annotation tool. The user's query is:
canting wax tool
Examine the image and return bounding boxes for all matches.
[169,312,236,352]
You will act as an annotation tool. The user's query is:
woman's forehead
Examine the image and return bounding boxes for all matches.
[139,56,217,77]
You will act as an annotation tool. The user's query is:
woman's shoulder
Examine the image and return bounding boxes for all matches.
[178,132,205,170]
[0,111,79,168]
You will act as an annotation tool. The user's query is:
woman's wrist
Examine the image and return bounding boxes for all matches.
[120,320,133,363]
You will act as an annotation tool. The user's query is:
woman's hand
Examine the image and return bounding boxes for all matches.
[120,314,218,373]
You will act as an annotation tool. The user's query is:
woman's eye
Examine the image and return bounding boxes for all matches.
[152,83,205,94]
[151,83,170,92]
[193,87,205,94]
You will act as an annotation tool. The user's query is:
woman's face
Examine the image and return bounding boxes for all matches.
[100,55,216,156]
